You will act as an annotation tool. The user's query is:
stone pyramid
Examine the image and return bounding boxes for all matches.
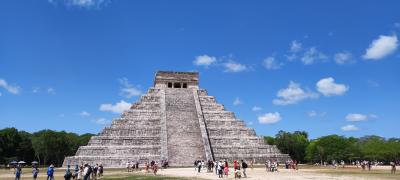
[63,71,290,167]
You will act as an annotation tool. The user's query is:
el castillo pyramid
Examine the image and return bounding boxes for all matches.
[63,71,289,167]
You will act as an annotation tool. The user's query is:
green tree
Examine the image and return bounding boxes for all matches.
[274,131,309,163]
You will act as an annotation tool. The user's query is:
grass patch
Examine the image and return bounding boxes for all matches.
[103,174,192,180]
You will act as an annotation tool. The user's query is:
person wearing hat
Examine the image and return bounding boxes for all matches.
[15,164,22,180]
[32,165,39,180]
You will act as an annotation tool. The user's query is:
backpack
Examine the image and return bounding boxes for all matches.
[64,171,72,179]
[242,162,248,168]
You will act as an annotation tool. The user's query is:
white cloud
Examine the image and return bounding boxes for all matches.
[47,87,56,95]
[334,51,353,64]
[93,118,111,125]
[308,110,317,117]
[263,57,282,70]
[246,121,254,126]
[308,110,326,118]
[301,47,328,65]
[223,61,247,72]
[49,0,109,8]
[0,92,2,96]
[252,106,262,111]
[0,79,21,94]
[290,40,302,52]
[341,124,359,131]
[273,81,318,105]
[80,111,91,117]
[363,34,398,60]
[285,54,297,61]
[99,100,131,114]
[346,113,377,122]
[233,97,242,106]
[316,77,349,96]
[32,87,40,93]
[119,78,142,98]
[193,55,217,67]
[258,112,282,124]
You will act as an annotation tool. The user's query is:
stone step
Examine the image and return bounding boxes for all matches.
[88,136,161,146]
[101,128,161,137]
[206,121,246,127]
[76,145,161,156]
[63,155,161,167]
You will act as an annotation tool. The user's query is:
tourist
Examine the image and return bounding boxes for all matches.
[77,166,83,180]
[223,164,229,178]
[98,164,103,178]
[73,165,79,179]
[47,164,55,180]
[145,162,149,173]
[217,161,223,178]
[234,168,242,179]
[93,164,98,179]
[153,162,158,175]
[32,166,39,180]
[250,160,254,170]
[15,164,22,180]
[136,161,140,170]
[390,161,396,174]
[241,160,247,178]
[233,160,239,171]
[126,162,130,172]
[83,164,91,180]
[214,161,218,175]
[64,165,73,180]
[197,160,202,173]
[367,161,372,171]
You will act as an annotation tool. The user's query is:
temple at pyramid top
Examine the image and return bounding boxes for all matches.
[154,71,199,89]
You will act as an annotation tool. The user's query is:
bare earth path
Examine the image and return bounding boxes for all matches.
[1,166,398,180]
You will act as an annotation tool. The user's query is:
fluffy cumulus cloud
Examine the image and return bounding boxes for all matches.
[193,55,216,67]
[252,106,262,112]
[223,61,247,72]
[0,79,21,94]
[334,51,353,64]
[263,57,282,70]
[290,40,302,53]
[99,100,131,114]
[258,112,282,124]
[301,47,328,65]
[273,81,318,105]
[363,34,398,60]
[119,78,142,98]
[341,124,359,131]
[49,0,109,8]
[316,77,349,96]
[233,97,242,106]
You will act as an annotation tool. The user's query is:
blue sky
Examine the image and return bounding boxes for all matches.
[1,0,399,139]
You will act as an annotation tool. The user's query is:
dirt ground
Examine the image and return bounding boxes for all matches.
[0,165,398,180]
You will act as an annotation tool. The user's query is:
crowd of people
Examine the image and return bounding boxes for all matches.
[9,158,397,179]
[194,159,249,178]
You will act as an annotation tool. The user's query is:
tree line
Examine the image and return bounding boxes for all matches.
[264,130,400,164]
[1,127,399,166]
[0,127,93,167]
